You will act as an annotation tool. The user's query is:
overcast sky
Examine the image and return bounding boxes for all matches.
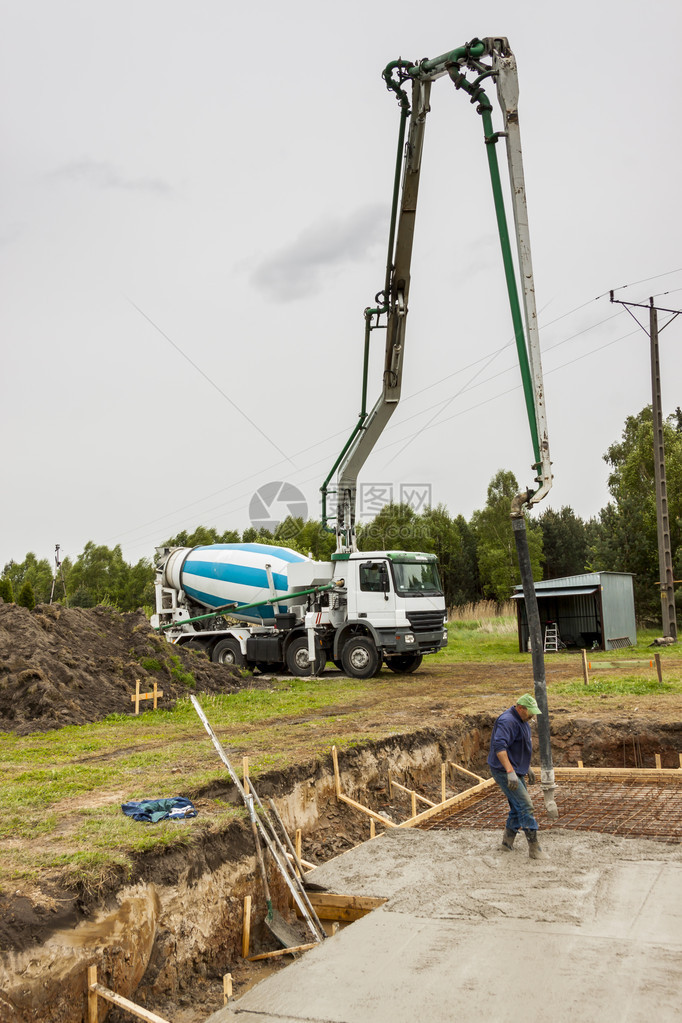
[2,0,681,572]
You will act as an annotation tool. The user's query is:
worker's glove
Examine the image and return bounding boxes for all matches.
[506,770,519,791]
[527,767,536,785]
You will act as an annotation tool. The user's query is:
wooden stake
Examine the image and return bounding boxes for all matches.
[87,963,172,1023]
[130,679,163,714]
[88,964,98,1023]
[370,819,375,840]
[242,895,251,958]
[655,653,663,683]
[387,769,393,799]
[295,828,302,864]
[331,746,341,799]
[223,974,232,1005]
[655,754,662,770]
[441,763,446,804]
[411,791,417,818]
[679,753,682,769]
[581,649,589,686]
[331,922,339,935]
[578,760,584,769]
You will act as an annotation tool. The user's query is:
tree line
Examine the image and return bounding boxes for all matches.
[2,406,680,622]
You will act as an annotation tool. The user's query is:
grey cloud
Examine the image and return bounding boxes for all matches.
[251,203,387,302]
[48,159,172,195]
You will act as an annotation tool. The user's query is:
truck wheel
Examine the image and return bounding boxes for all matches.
[211,638,245,667]
[286,636,325,677]
[341,636,379,680]
[385,653,423,674]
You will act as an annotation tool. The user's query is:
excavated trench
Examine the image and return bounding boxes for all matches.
[2,712,681,1023]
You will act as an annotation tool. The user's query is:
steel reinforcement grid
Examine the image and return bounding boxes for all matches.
[418,777,682,842]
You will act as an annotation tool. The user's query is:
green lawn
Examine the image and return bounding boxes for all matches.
[437,618,678,665]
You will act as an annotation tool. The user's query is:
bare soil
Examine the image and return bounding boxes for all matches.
[0,603,246,733]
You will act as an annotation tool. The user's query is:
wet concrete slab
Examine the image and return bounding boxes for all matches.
[206,828,682,1023]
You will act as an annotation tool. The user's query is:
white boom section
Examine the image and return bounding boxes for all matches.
[490,41,552,502]
[336,80,431,552]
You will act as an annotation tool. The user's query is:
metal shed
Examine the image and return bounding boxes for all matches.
[512,572,637,652]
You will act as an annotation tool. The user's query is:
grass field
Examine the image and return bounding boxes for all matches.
[0,613,680,894]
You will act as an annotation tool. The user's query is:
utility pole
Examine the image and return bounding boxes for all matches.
[610,292,679,640]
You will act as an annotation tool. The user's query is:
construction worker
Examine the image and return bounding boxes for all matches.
[487,693,544,859]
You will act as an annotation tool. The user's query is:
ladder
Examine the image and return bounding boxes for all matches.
[544,623,559,653]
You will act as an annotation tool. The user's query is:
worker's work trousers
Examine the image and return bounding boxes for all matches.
[490,768,538,833]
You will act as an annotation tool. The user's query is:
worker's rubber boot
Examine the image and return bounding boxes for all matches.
[501,828,517,851]
[524,829,545,860]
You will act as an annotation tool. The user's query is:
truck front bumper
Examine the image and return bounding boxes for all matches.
[376,627,448,655]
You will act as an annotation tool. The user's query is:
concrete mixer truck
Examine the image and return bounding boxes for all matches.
[151,542,447,678]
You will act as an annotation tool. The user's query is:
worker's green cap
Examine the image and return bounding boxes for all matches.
[517,693,541,715]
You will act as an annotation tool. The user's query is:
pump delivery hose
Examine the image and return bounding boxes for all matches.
[511,492,558,818]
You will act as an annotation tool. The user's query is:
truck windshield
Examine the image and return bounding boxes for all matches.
[391,560,442,596]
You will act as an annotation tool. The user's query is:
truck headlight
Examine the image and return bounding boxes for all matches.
[405,633,415,644]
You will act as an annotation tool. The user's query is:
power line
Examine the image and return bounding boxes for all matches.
[120,316,646,553]
[127,298,296,467]
[595,267,682,300]
[114,272,682,555]
[122,322,645,560]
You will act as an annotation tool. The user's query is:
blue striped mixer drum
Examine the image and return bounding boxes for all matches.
[162,543,309,624]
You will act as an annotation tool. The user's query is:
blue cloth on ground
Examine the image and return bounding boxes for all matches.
[121,797,198,823]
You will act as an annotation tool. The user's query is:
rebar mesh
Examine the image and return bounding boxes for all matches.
[418,778,682,842]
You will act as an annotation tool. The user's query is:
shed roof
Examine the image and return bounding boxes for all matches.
[511,586,598,599]
[512,571,634,594]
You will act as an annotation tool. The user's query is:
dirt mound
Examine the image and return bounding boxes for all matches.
[0,602,244,734]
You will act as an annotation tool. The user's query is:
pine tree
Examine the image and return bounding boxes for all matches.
[0,577,14,603]
[17,580,36,610]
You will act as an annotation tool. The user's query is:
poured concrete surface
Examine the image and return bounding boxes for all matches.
[206,828,682,1023]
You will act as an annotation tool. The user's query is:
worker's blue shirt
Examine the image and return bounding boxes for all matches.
[487,706,533,775]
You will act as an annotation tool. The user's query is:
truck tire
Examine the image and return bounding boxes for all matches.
[286,636,325,677]
[211,638,245,668]
[341,636,379,680]
[385,653,423,674]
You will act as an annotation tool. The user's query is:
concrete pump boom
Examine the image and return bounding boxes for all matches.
[321,37,553,553]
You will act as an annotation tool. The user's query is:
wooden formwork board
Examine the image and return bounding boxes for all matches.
[294,893,387,922]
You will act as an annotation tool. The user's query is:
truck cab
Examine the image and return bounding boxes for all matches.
[330,550,447,677]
